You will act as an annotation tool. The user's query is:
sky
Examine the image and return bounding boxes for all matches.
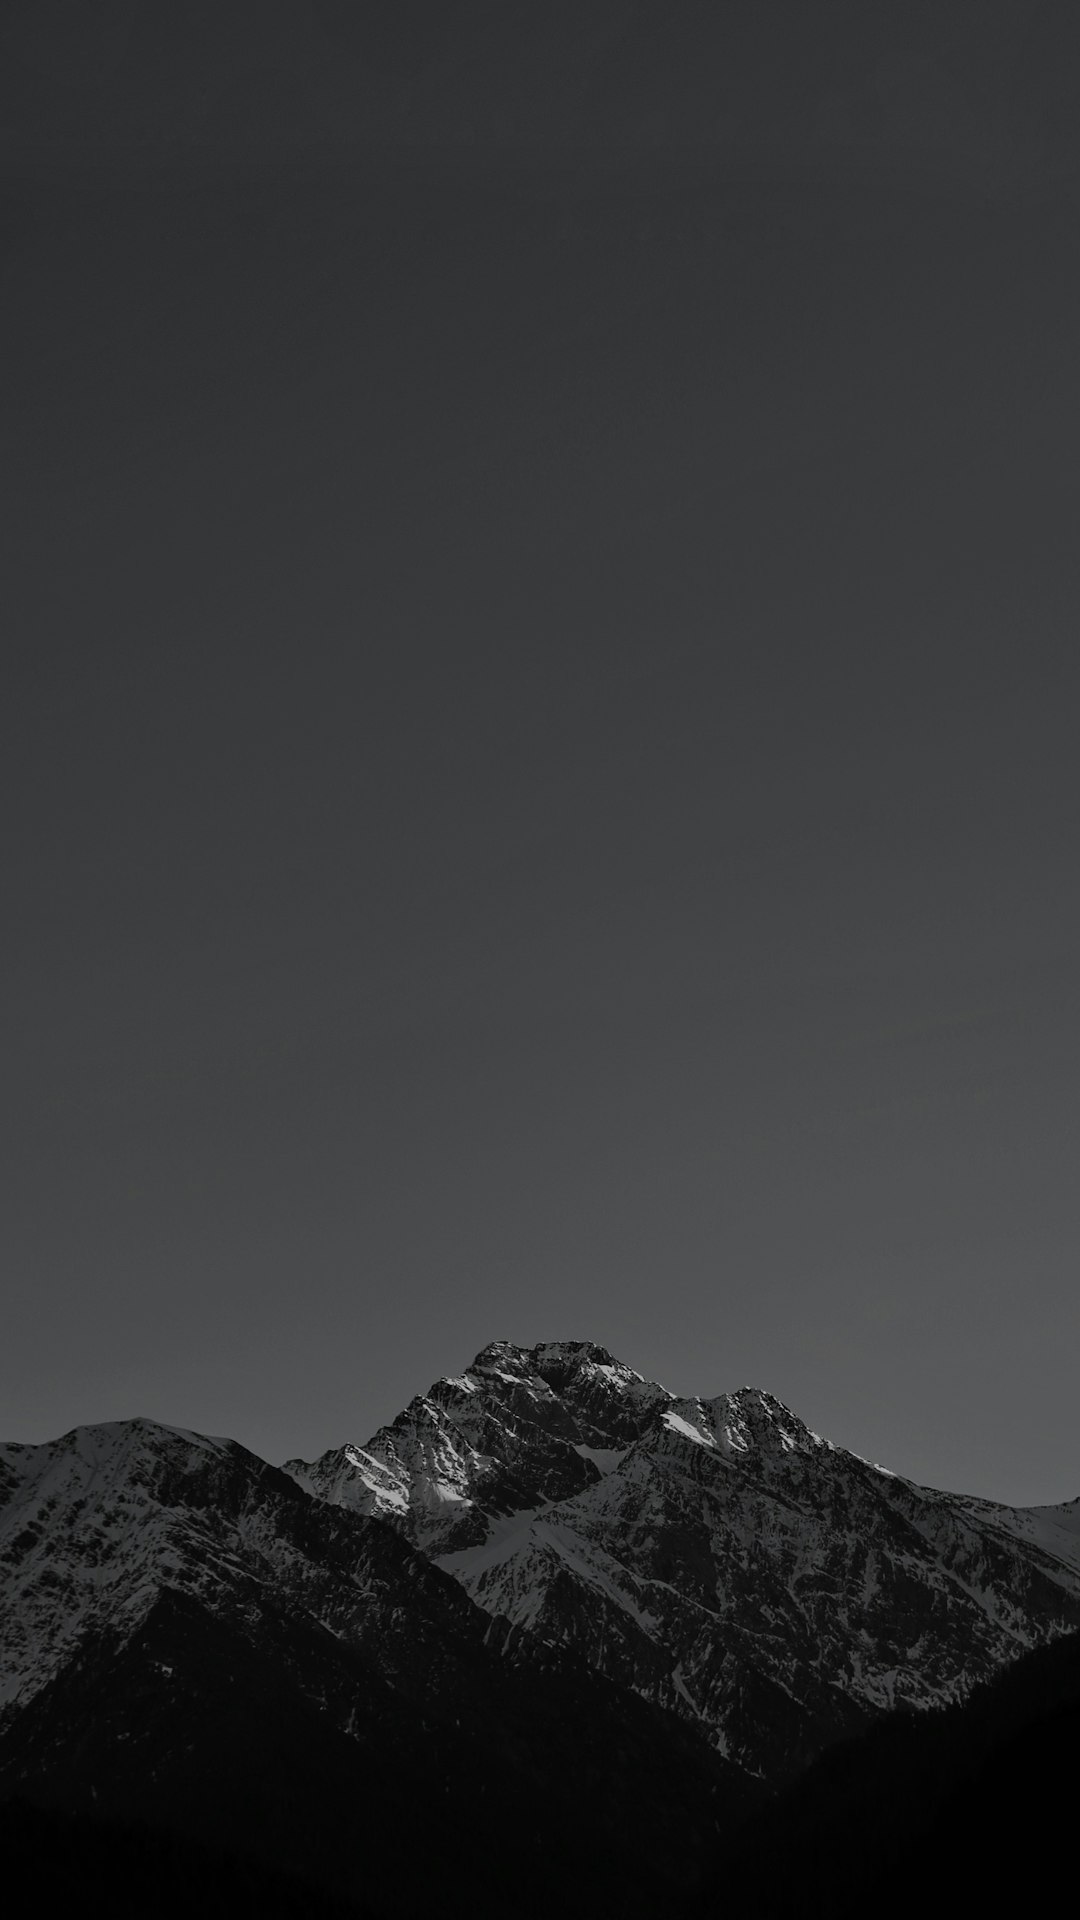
[3,3,1080,1503]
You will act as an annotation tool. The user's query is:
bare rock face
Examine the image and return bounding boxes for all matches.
[284,1339,672,1555]
[287,1341,1080,1778]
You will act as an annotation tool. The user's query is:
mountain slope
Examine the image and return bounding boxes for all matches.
[0,1412,749,1916]
[0,1416,500,1729]
[288,1340,1080,1776]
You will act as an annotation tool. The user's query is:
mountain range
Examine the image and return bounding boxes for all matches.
[3,1338,1079,1913]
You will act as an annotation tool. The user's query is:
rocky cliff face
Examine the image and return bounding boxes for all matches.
[288,1340,1080,1776]
[285,1340,668,1554]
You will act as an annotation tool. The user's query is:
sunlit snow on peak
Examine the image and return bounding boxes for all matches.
[662,1411,717,1449]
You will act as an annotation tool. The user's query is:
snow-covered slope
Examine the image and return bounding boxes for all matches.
[953,1490,1080,1576]
[0,1413,496,1732]
[288,1340,1080,1776]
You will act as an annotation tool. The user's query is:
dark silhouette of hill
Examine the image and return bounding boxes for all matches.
[0,1586,752,1918]
[0,1798,373,1919]
[9,1626,1078,1919]
[709,1627,1080,1916]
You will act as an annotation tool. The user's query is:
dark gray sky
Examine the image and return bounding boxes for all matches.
[4,3,1080,1502]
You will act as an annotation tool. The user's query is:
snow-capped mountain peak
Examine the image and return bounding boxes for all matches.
[286,1342,1080,1776]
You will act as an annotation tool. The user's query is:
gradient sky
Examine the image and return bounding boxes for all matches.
[4,4,1080,1503]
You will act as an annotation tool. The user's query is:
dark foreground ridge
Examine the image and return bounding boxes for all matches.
[5,1628,1079,1919]
[0,1799,374,1920]
[709,1624,1080,1917]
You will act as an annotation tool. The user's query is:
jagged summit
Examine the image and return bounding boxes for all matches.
[459,1337,665,1401]
[531,1337,625,1367]
[285,1338,678,1555]
[656,1386,836,1462]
